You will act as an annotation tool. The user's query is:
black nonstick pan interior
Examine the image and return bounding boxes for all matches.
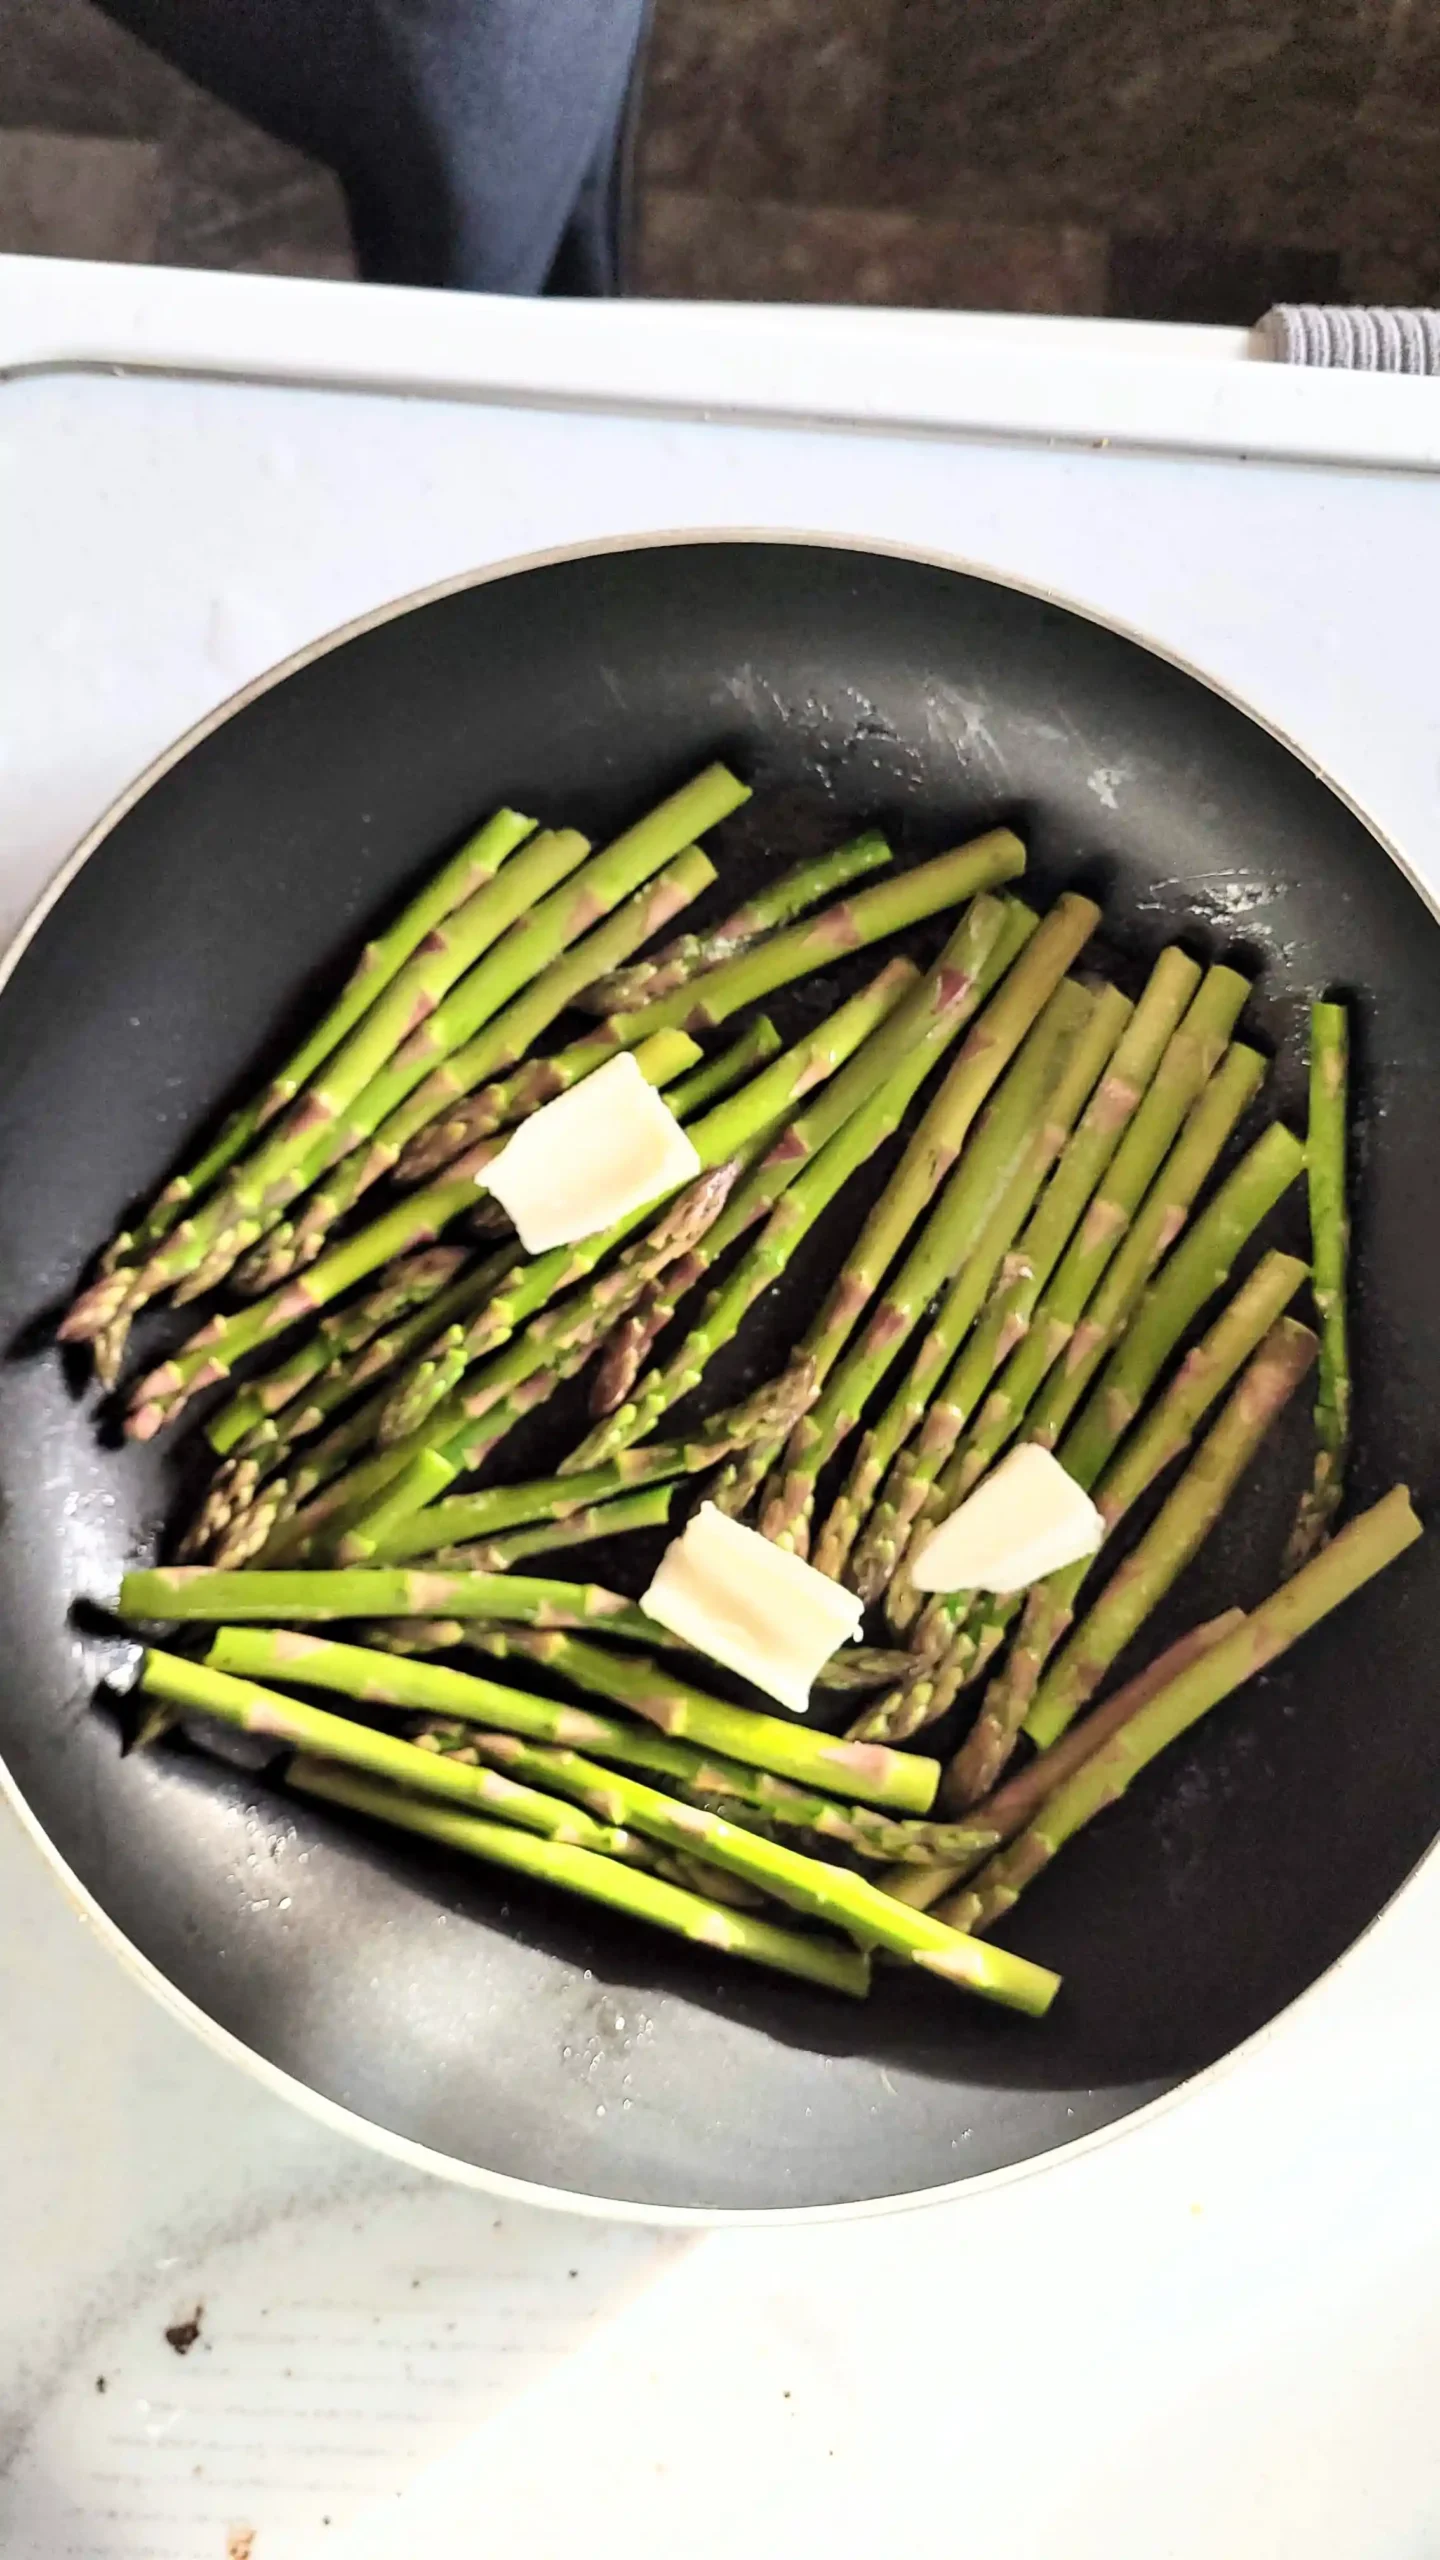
[2,535,1438,2217]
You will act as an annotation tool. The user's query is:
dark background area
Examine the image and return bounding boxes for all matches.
[2,0,1438,319]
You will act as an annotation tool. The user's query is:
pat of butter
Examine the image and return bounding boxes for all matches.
[486,1051,701,1254]
[910,1444,1104,1594]
[642,1503,863,1715]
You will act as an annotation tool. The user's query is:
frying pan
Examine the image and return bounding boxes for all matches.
[2,534,1438,2221]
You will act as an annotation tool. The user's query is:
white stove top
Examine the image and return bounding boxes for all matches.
[3,255,1440,2557]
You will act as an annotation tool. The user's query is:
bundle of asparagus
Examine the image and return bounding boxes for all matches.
[66,756,1407,2020]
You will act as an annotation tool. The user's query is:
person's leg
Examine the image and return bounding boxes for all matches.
[98,0,649,293]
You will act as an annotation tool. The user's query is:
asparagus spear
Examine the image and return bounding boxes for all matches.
[761,975,1098,1555]
[600,829,1025,1043]
[930,1123,1307,1702]
[398,1013,785,1197]
[263,1363,807,1568]
[119,1563,659,1635]
[821,983,1133,1586]
[434,1733,1058,2012]
[662,1018,784,1115]
[334,974,925,1546]
[978,1250,1308,1744]
[417,1713,996,1868]
[203,1623,941,1811]
[1286,1000,1352,1568]
[287,1756,872,1997]
[253,848,720,1278]
[878,1611,1246,1910]
[366,830,1027,1216]
[137,1647,640,1851]
[1012,1040,1272,1463]
[876,1116,1307,1744]
[425,1483,675,1569]
[373,959,914,1455]
[122,1028,702,1439]
[311,844,721,1230]
[852,947,1202,1602]
[756,894,1103,1541]
[947,1317,1317,1808]
[884,970,1253,1634]
[574,832,892,1015]
[933,1486,1421,1935]
[202,1244,469,1461]
[109,825,598,1318]
[566,900,1033,1473]
[56,806,538,1345]
[1015,1318,1318,1762]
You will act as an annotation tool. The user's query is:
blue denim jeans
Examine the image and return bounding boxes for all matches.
[98,0,650,293]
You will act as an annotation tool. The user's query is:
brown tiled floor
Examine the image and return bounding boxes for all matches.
[2,0,1439,317]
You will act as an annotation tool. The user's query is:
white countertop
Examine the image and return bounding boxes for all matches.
[2,254,1439,2557]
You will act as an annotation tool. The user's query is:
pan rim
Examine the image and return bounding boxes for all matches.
[3,521,1435,2225]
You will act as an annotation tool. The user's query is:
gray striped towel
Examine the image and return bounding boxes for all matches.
[1259,304,1440,372]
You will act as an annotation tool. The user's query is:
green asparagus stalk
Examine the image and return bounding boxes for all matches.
[566,899,1034,1473]
[204,1622,941,1812]
[933,1486,1421,1936]
[977,1249,1308,1744]
[440,1733,1058,2011]
[335,974,925,1546]
[852,947,1202,1602]
[112,824,597,1316]
[945,1318,1316,1811]
[262,1362,807,1568]
[756,894,1103,1539]
[287,1756,872,1996]
[418,1718,997,1868]
[1286,1000,1352,1568]
[316,844,721,1223]
[1013,1039,1272,1463]
[822,983,1133,1588]
[877,1611,1245,1910]
[220,1245,520,1467]
[137,1647,640,1851]
[122,1026,702,1439]
[601,829,1026,1044]
[376,958,916,1456]
[425,1484,675,1568]
[57,805,538,1343]
[1010,1318,1317,1771]
[574,832,893,1015]
[260,848,719,1276]
[371,829,1026,1213]
[205,1243,472,1455]
[663,1018,784,1115]
[884,969,1253,1633]
[897,1112,1306,1731]
[119,1562,659,1634]
[761,974,1098,1554]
